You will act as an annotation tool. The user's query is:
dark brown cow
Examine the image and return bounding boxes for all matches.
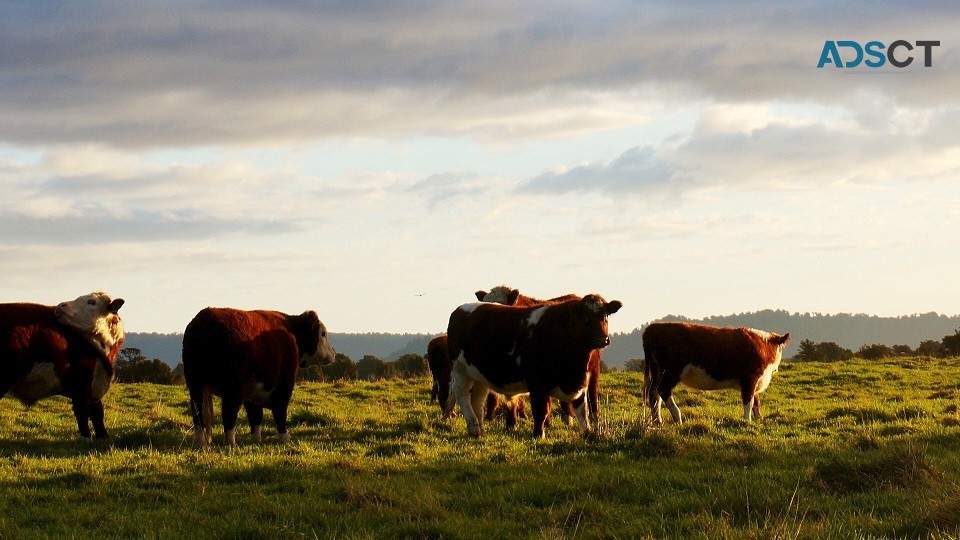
[183,307,336,447]
[445,294,621,437]
[0,292,125,438]
[642,322,790,424]
[475,286,603,428]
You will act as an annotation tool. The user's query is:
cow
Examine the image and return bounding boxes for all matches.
[426,284,573,422]
[0,291,125,438]
[182,307,336,447]
[475,286,603,427]
[445,294,621,438]
[641,322,790,424]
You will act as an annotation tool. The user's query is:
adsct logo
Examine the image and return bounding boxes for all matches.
[818,40,940,68]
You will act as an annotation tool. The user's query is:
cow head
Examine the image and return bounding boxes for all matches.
[477,285,520,305]
[292,310,337,366]
[54,291,125,361]
[576,294,622,349]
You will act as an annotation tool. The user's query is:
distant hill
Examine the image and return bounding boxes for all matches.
[125,310,960,370]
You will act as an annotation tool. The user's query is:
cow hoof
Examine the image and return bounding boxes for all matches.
[278,433,291,443]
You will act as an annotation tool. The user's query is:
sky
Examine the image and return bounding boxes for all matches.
[2,1,959,335]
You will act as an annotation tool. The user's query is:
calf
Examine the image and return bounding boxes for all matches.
[0,292,125,438]
[183,307,336,447]
[642,322,790,424]
[476,286,602,427]
[445,294,621,438]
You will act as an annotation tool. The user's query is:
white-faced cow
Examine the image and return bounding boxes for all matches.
[0,291,125,438]
[445,294,621,438]
[183,307,336,447]
[641,322,790,424]
[475,286,603,428]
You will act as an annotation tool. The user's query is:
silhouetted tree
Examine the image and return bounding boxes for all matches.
[321,353,359,381]
[357,355,397,381]
[916,340,945,357]
[857,343,894,360]
[393,353,429,378]
[942,330,960,357]
[115,348,178,384]
[624,358,644,372]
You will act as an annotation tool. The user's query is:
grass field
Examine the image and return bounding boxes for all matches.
[1,356,960,539]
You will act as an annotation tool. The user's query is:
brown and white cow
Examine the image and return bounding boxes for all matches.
[475,286,603,428]
[641,322,790,424]
[445,294,621,438]
[183,307,336,447]
[427,285,574,422]
[0,292,125,438]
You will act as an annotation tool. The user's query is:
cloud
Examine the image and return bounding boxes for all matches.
[1,2,958,148]
[0,212,293,245]
[520,145,686,195]
[520,98,960,197]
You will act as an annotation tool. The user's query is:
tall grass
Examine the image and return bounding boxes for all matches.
[0,357,959,538]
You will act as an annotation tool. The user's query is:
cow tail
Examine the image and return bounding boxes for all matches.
[201,387,214,443]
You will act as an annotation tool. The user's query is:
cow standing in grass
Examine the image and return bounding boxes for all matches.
[642,322,790,424]
[445,294,621,438]
[0,292,125,438]
[183,307,336,447]
[475,286,604,428]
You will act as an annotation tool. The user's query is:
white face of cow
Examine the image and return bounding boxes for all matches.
[54,291,125,360]
[478,286,520,305]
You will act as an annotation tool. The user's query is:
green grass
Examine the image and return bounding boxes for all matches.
[2,357,960,538]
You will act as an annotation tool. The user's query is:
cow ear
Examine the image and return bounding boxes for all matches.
[605,300,622,315]
[108,298,125,313]
[507,289,520,305]
[771,332,790,345]
[475,290,487,301]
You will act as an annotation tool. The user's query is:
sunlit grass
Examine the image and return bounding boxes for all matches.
[0,357,959,537]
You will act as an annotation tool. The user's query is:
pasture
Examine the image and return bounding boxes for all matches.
[1,356,960,539]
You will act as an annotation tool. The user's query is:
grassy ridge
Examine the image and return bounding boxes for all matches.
[1,357,960,538]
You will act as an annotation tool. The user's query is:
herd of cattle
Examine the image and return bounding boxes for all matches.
[0,287,791,445]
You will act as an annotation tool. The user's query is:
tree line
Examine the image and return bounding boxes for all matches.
[793,327,960,362]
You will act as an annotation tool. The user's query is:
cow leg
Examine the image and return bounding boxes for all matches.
[221,394,242,447]
[503,395,521,430]
[647,388,663,425]
[270,394,292,443]
[530,392,550,438]
[71,399,92,439]
[89,400,109,439]
[741,380,760,421]
[570,394,590,431]
[657,371,684,423]
[588,369,600,425]
[244,401,264,442]
[468,384,489,437]
[188,385,210,447]
[560,400,575,426]
[752,394,762,421]
[484,392,499,422]
[450,369,481,436]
